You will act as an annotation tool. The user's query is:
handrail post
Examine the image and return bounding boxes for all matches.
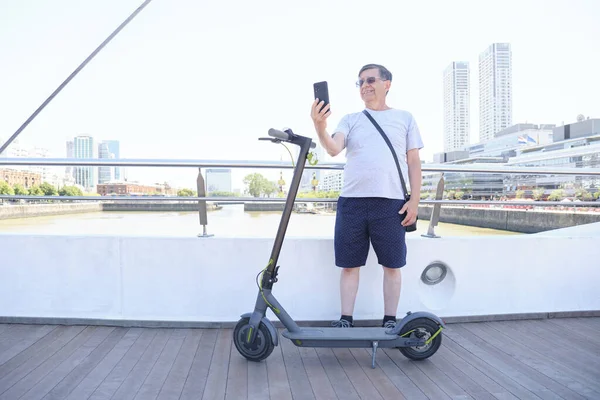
[422,173,445,238]
[197,167,213,238]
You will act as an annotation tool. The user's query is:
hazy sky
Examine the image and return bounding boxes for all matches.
[1,0,598,189]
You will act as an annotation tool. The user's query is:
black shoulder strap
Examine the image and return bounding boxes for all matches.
[362,110,409,200]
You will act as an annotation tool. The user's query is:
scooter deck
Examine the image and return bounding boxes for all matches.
[281,327,396,342]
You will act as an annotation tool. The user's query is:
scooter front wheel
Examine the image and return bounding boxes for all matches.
[233,317,274,362]
[398,317,442,361]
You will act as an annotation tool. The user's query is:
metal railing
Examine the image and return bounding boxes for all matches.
[1,157,599,238]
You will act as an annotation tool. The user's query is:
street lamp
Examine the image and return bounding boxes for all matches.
[277,171,285,193]
[311,172,319,192]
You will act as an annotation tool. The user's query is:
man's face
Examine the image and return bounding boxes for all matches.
[358,68,390,102]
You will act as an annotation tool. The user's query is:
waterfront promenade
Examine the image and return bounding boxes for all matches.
[0,317,599,399]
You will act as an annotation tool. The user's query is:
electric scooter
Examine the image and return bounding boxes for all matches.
[233,127,445,368]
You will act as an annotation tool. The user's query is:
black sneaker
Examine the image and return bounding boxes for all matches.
[331,318,354,328]
[382,320,397,329]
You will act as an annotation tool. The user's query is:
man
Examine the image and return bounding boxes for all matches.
[310,64,423,329]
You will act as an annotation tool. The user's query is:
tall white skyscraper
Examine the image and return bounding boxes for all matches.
[73,136,95,190]
[443,61,470,152]
[479,43,512,142]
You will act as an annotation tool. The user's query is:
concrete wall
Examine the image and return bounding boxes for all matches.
[418,205,600,233]
[103,202,220,212]
[0,202,102,219]
[1,230,598,325]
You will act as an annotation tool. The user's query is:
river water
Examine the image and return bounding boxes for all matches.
[0,204,519,237]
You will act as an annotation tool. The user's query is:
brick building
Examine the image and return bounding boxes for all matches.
[1,168,42,189]
[97,182,177,196]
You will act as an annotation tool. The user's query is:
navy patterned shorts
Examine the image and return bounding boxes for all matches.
[334,197,407,269]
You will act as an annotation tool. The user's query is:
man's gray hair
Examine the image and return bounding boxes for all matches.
[358,64,392,81]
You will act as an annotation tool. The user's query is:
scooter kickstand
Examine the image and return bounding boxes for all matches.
[371,341,378,369]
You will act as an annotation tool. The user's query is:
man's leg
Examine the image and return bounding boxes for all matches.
[333,197,369,327]
[383,267,402,317]
[340,267,360,316]
[368,198,408,327]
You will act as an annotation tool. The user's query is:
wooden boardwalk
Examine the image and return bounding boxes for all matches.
[0,317,599,399]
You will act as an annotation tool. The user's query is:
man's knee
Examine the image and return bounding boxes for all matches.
[341,267,360,277]
[383,266,401,277]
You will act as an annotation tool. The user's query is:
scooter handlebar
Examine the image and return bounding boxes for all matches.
[268,128,291,141]
[268,128,316,149]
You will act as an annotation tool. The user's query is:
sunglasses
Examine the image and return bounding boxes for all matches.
[356,77,386,87]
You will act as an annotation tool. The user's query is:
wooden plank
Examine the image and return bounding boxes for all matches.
[315,348,359,400]
[518,320,600,367]
[383,348,451,400]
[474,321,599,398]
[0,325,86,396]
[437,345,518,399]
[41,327,128,400]
[0,326,63,375]
[548,318,600,347]
[0,324,11,337]
[349,348,405,400]
[108,328,172,400]
[442,335,542,400]
[247,354,270,400]
[454,324,572,400]
[0,324,30,344]
[0,325,55,363]
[62,328,142,400]
[86,328,157,400]
[179,328,218,400]
[368,347,427,400]
[225,339,248,400]
[0,326,96,400]
[333,348,383,400]
[490,320,600,396]
[201,328,232,400]
[156,329,203,400]
[133,328,188,399]
[265,332,293,400]
[410,356,474,399]
[580,317,600,329]
[297,347,337,400]
[280,332,315,400]
[16,327,114,400]
[429,347,499,400]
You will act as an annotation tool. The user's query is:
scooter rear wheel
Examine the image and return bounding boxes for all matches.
[233,317,274,362]
[398,317,442,360]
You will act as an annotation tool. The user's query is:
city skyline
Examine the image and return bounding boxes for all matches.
[444,42,513,153]
[479,43,513,142]
[443,61,470,152]
[1,1,598,190]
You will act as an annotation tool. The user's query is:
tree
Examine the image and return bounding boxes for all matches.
[209,191,239,197]
[0,181,14,195]
[177,188,196,197]
[243,173,268,197]
[28,185,44,196]
[263,181,278,198]
[548,189,566,201]
[59,186,83,196]
[575,188,592,201]
[40,182,58,196]
[13,184,28,195]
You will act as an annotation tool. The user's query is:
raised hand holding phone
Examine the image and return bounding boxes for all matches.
[311,81,331,134]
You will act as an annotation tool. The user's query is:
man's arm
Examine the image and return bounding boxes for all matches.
[317,130,345,157]
[311,99,345,157]
[406,148,422,201]
[399,148,421,226]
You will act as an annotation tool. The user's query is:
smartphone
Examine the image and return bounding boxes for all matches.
[313,81,330,113]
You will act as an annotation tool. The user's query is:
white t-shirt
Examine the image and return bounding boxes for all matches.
[333,108,424,200]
